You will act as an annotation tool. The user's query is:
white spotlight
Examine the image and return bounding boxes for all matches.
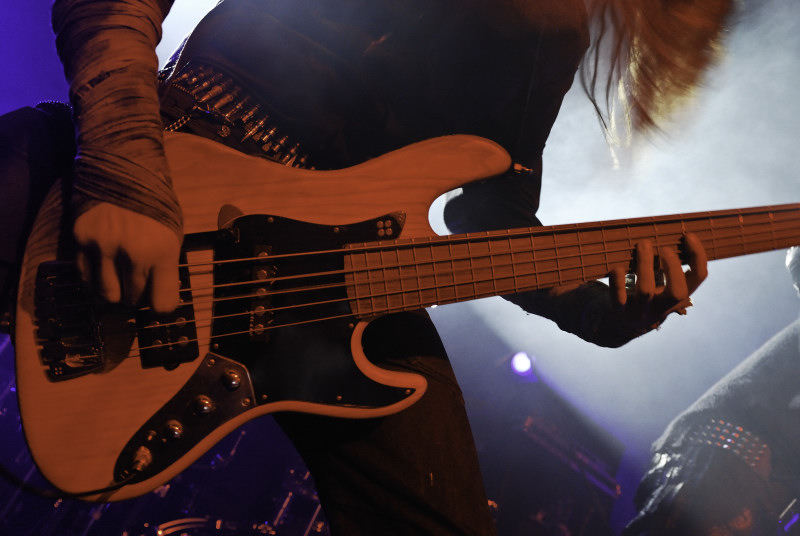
[511,351,534,377]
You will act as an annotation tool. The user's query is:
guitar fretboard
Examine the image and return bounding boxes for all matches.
[344,203,800,317]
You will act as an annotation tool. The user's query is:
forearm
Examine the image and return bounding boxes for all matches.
[507,282,640,348]
[52,0,181,236]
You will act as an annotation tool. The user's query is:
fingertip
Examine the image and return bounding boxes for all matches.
[636,239,655,269]
[635,239,657,296]
[637,237,654,251]
[685,232,705,257]
[685,232,709,282]
[659,246,682,278]
[661,247,689,301]
[76,252,90,281]
[609,267,628,306]
[128,268,148,307]
[152,293,180,314]
[100,257,122,304]
[659,245,679,264]
[150,266,180,313]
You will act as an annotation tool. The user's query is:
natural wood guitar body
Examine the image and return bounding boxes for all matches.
[14,133,511,501]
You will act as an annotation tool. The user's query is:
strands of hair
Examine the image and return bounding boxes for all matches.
[581,0,735,138]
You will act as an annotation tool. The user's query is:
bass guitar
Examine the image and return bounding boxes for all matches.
[14,133,800,501]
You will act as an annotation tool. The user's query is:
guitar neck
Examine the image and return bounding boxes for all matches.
[345,203,800,316]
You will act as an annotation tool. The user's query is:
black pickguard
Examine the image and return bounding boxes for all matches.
[114,212,413,484]
[211,212,408,408]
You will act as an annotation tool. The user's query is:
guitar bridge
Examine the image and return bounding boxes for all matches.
[34,259,200,381]
[34,261,106,381]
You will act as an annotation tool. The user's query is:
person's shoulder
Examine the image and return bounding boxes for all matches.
[469,0,588,40]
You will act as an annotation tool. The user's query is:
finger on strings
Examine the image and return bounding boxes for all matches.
[76,251,90,283]
[635,239,656,299]
[683,232,709,293]
[149,260,180,313]
[127,262,149,307]
[659,246,688,302]
[99,255,122,304]
[609,266,628,306]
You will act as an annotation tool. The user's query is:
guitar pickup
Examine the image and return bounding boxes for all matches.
[136,256,199,369]
[248,245,275,342]
[136,305,199,370]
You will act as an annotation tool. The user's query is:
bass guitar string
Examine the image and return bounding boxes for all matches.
[40,216,800,361]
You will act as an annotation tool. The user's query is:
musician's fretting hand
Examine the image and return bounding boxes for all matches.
[73,202,181,313]
[607,232,708,336]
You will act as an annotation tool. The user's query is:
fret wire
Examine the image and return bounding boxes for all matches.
[431,244,447,303]
[411,239,426,308]
[486,238,501,297]
[467,238,478,302]
[447,240,458,303]
[379,242,392,313]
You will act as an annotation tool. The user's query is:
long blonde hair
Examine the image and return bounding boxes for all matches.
[581,0,735,136]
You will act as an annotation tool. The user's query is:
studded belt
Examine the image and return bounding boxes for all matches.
[159,62,313,169]
[686,417,771,478]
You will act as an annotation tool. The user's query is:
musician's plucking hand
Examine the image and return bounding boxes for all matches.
[73,202,181,313]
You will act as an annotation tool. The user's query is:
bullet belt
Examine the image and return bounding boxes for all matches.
[686,417,771,478]
[160,62,313,169]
